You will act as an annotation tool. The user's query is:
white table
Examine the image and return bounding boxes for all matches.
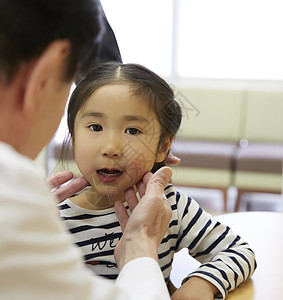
[170,212,283,300]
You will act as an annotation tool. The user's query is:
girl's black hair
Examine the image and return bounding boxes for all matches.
[66,62,182,172]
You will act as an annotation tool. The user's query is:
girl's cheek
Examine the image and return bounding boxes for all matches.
[125,155,154,177]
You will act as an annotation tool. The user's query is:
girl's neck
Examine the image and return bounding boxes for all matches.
[69,186,126,210]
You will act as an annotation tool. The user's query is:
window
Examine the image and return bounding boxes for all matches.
[176,0,283,80]
[102,0,283,80]
[101,0,173,77]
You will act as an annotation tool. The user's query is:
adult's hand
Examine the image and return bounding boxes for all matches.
[166,152,181,165]
[46,171,89,203]
[114,167,173,270]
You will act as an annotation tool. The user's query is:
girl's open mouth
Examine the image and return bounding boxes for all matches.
[97,168,123,182]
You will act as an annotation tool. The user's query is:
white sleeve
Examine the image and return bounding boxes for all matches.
[0,145,170,300]
[116,258,170,300]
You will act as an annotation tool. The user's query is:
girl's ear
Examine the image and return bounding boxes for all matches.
[156,136,174,163]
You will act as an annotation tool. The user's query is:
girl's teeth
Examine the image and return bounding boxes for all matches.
[99,170,122,177]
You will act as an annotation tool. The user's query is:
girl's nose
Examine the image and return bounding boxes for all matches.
[103,150,121,158]
[102,134,122,158]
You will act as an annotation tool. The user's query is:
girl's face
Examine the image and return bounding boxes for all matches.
[73,84,169,208]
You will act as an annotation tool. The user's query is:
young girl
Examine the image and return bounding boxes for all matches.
[58,62,256,299]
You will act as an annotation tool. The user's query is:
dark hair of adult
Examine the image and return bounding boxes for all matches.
[0,0,104,83]
[67,62,182,172]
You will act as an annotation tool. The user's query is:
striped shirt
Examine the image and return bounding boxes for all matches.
[58,184,256,299]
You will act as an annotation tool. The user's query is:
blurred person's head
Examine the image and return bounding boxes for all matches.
[0,0,104,83]
[0,0,104,158]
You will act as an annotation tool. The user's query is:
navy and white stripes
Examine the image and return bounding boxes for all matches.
[58,184,256,299]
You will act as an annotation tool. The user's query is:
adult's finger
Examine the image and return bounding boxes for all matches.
[135,172,152,198]
[166,152,181,166]
[124,172,154,214]
[53,177,89,203]
[124,187,139,214]
[46,171,74,189]
[145,167,172,196]
[114,200,129,232]
[124,167,172,218]
[115,167,172,233]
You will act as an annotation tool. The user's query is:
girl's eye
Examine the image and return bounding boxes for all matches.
[89,124,103,132]
[125,127,141,135]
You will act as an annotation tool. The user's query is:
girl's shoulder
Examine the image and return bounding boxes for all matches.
[57,198,72,209]
[57,198,80,216]
[164,184,210,220]
[164,184,193,207]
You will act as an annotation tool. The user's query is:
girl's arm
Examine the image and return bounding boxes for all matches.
[171,277,218,300]
[174,191,257,299]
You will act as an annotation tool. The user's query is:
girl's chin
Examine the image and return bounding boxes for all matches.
[93,186,125,199]
[82,189,123,210]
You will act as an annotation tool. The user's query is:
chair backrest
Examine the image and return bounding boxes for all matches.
[244,91,283,143]
[174,87,245,141]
